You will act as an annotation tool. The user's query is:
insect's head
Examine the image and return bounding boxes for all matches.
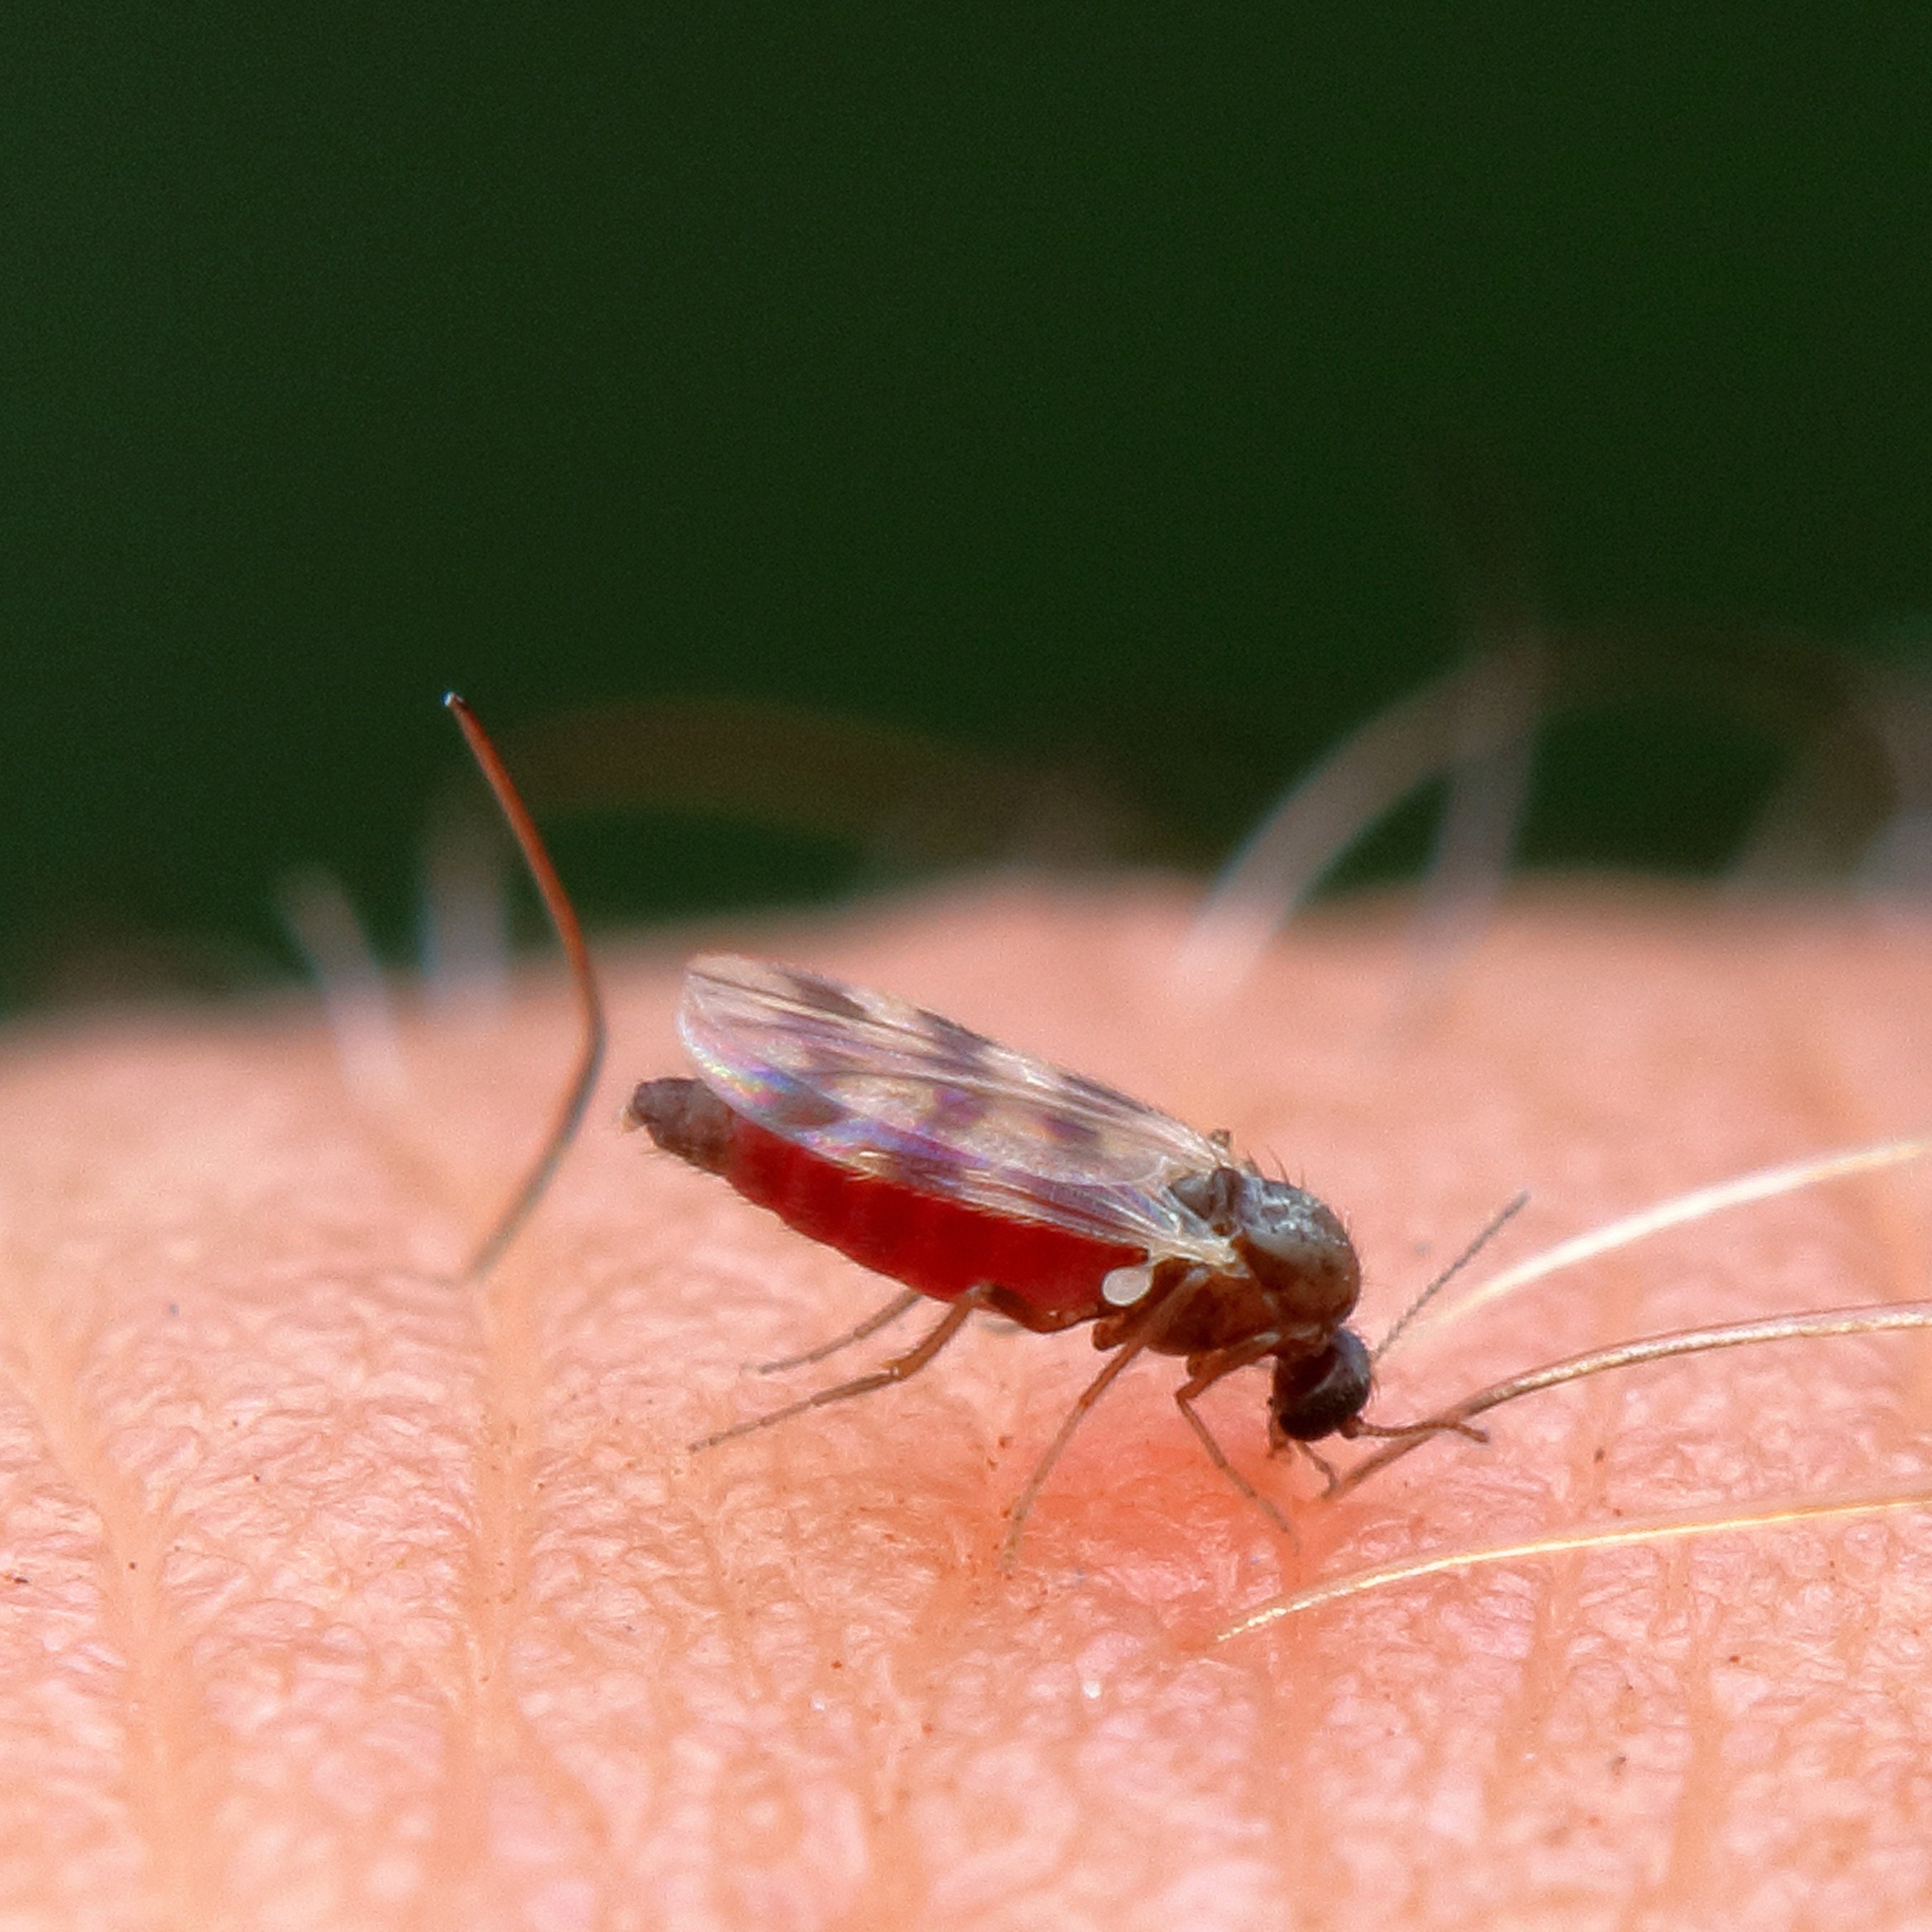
[1268,1328,1373,1441]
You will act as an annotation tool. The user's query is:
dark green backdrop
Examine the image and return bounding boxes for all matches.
[7,9,1930,1006]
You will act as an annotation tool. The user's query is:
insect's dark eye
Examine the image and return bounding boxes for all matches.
[1270,1331,1372,1441]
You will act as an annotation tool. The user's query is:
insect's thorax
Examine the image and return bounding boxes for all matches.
[1138,1165,1363,1357]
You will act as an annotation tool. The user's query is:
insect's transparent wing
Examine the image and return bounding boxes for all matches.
[678,955,1235,1264]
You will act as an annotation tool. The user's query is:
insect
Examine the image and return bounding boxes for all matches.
[625,952,1511,1558]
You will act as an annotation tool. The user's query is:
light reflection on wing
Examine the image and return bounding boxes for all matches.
[678,954,1236,1264]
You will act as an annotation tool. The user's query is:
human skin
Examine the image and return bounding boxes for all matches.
[1,880,1930,1930]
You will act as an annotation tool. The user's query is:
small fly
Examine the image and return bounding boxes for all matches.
[625,953,1504,1561]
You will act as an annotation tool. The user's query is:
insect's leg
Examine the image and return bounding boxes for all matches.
[1173,1341,1303,1545]
[1293,1440,1344,1497]
[1001,1268,1231,1570]
[691,1286,990,1453]
[1000,1335,1152,1573]
[754,1288,924,1374]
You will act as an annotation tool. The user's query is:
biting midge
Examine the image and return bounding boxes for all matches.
[625,954,1495,1560]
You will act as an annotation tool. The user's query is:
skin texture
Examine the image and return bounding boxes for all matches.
[1,878,1930,1930]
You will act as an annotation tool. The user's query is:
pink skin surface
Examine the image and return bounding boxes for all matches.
[1,880,1930,1930]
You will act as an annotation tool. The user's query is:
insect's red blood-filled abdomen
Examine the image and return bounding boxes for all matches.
[628,1077,1142,1319]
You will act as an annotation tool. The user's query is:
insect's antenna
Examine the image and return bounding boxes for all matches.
[1373,1190,1529,1366]
[444,693,608,1279]
[1341,1297,1932,1495]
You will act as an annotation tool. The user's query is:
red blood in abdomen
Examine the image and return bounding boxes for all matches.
[722,1113,1141,1321]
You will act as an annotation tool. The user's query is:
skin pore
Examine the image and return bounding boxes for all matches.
[1,879,1929,1929]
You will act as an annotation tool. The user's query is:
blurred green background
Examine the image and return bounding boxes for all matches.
[6,9,1930,1007]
